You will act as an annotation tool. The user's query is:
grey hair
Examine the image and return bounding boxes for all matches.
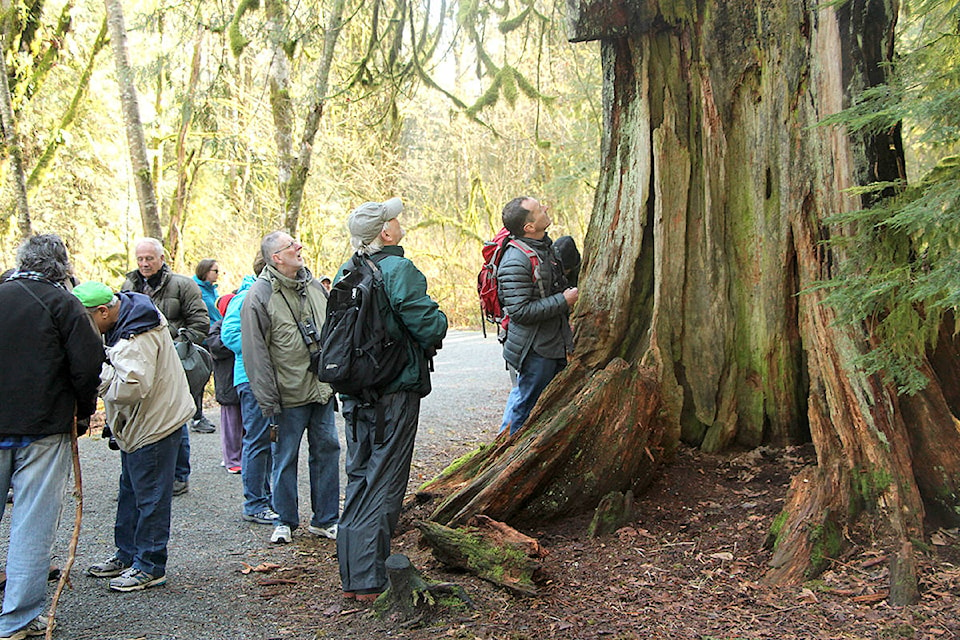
[85,294,119,311]
[260,231,287,264]
[16,234,72,282]
[136,237,166,258]
[350,222,388,255]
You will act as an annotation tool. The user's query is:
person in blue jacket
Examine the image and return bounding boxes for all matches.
[220,254,277,526]
[193,259,222,323]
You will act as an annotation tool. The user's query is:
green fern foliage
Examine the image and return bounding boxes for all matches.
[822,0,960,394]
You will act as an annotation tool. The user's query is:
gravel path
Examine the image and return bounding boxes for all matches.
[1,329,508,640]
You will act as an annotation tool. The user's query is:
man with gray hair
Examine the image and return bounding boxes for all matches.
[241,231,340,544]
[0,235,104,637]
[335,198,447,601]
[122,238,210,496]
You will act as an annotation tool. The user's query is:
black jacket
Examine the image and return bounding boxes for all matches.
[0,278,105,436]
[499,235,572,370]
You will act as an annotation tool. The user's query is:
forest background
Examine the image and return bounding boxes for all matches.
[0,0,601,327]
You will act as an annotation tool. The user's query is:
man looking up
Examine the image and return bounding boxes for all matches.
[498,196,578,435]
[241,232,340,544]
[0,235,104,637]
[335,197,448,601]
[122,238,210,496]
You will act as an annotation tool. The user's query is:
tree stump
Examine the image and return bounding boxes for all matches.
[375,554,474,624]
[588,490,634,537]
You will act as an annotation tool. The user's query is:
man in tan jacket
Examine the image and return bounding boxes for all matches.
[74,282,194,593]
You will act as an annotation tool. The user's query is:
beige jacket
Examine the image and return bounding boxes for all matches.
[99,317,194,453]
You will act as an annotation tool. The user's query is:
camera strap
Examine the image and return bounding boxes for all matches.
[277,286,319,353]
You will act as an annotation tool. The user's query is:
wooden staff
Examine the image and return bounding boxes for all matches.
[45,415,83,640]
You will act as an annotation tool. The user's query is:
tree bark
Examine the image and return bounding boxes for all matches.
[0,28,31,238]
[165,27,204,261]
[104,0,162,240]
[426,0,958,603]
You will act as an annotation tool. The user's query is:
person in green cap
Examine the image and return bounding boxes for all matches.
[73,282,194,593]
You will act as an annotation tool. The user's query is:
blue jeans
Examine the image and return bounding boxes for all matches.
[500,353,566,435]
[0,434,71,636]
[271,401,339,529]
[115,429,179,577]
[175,425,190,483]
[238,383,272,516]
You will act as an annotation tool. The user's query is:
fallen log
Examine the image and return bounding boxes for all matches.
[417,515,547,596]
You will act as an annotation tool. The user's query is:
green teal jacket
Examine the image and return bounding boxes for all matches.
[335,245,447,397]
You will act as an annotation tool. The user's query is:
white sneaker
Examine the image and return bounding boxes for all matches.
[307,523,337,540]
[270,524,292,544]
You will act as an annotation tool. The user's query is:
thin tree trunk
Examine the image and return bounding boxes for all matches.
[104,0,162,240]
[166,27,204,260]
[282,0,346,233]
[264,0,294,227]
[0,15,31,237]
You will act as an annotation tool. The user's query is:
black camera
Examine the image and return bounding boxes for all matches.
[298,317,320,346]
[101,425,120,451]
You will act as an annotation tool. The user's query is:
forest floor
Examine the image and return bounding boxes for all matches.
[252,443,960,640]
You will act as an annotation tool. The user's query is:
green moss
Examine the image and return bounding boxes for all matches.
[766,509,789,550]
[808,519,842,576]
[852,465,893,508]
[419,444,490,491]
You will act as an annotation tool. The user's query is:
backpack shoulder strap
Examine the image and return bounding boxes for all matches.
[506,239,546,299]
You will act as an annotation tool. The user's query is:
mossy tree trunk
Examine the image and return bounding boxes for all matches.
[262,0,344,235]
[104,0,162,240]
[425,0,960,604]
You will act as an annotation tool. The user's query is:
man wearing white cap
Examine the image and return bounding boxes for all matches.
[335,197,448,601]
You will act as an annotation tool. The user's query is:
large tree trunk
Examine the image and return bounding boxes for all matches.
[425,0,960,604]
[104,0,162,240]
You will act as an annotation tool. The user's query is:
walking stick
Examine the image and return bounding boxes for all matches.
[45,415,82,640]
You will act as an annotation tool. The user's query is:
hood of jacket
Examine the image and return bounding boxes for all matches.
[105,291,163,347]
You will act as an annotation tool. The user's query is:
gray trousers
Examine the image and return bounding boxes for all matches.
[337,391,420,593]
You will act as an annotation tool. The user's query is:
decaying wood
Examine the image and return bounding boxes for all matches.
[417,517,546,596]
[423,359,672,528]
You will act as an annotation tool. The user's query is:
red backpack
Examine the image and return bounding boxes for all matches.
[477,227,543,338]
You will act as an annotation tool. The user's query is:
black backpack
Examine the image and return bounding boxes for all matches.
[318,253,408,402]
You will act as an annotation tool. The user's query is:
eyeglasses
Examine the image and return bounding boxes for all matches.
[210,268,219,273]
[273,240,297,255]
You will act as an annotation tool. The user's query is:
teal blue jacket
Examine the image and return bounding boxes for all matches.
[193,276,222,322]
[335,245,447,397]
[220,275,257,386]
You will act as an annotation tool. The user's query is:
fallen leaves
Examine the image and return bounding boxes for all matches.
[239,562,282,575]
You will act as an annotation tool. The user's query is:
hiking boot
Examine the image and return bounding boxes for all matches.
[87,555,130,578]
[190,416,216,433]
[270,524,292,544]
[109,567,166,592]
[0,614,55,639]
[242,508,278,525]
[172,480,188,496]
[307,524,337,540]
